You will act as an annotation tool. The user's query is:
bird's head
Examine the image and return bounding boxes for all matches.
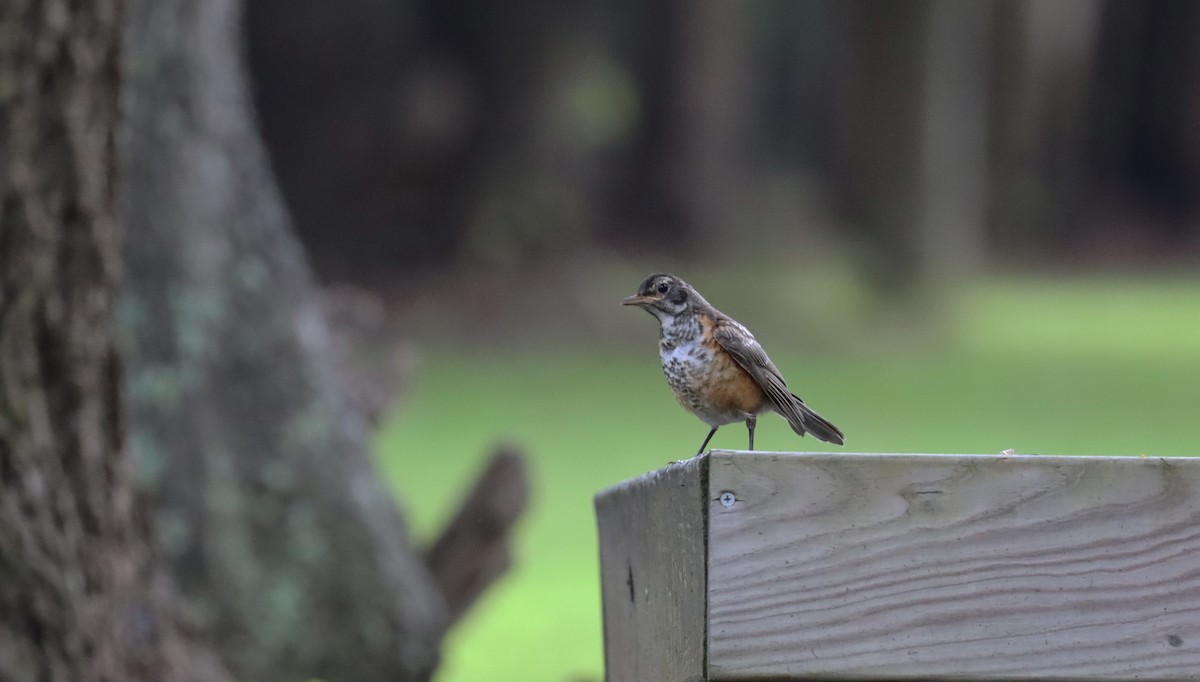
[622,272,695,322]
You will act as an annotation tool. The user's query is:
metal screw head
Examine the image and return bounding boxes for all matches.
[719,491,736,507]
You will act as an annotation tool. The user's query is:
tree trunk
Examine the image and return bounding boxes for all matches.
[988,0,1101,254]
[119,0,447,680]
[661,0,749,248]
[836,0,990,297]
[0,1,230,680]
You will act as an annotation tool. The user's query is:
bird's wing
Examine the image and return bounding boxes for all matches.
[713,315,846,445]
[711,318,795,411]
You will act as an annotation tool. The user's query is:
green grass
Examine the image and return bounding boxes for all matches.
[376,275,1200,682]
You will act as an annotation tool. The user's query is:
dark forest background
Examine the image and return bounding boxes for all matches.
[248,0,1200,291]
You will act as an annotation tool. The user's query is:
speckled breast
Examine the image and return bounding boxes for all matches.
[659,336,765,427]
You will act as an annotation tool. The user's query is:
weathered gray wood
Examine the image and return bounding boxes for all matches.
[596,457,708,682]
[707,451,1200,680]
[597,452,1200,680]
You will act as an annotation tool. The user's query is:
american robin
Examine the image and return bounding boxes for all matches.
[623,273,844,456]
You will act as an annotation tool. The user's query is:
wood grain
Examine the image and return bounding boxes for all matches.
[596,456,708,682]
[707,451,1200,680]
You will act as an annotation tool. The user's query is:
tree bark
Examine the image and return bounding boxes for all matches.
[0,1,230,680]
[119,0,448,680]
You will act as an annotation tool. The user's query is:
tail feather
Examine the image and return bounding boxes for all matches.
[783,393,845,446]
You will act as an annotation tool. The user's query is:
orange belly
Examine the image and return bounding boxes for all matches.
[700,347,766,415]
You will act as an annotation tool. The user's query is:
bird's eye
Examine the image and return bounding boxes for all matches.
[657,282,669,294]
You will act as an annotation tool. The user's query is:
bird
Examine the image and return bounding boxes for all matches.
[623,273,844,457]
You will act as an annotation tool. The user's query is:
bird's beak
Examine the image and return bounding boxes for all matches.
[622,294,656,307]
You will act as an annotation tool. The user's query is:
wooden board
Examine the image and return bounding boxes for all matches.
[706,451,1200,680]
[596,456,708,682]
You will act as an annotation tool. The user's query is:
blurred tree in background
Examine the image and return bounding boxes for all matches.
[120,0,447,679]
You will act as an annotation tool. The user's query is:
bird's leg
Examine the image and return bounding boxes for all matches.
[695,426,718,457]
[746,416,757,451]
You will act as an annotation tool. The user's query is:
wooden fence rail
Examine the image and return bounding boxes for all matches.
[596,451,1200,681]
